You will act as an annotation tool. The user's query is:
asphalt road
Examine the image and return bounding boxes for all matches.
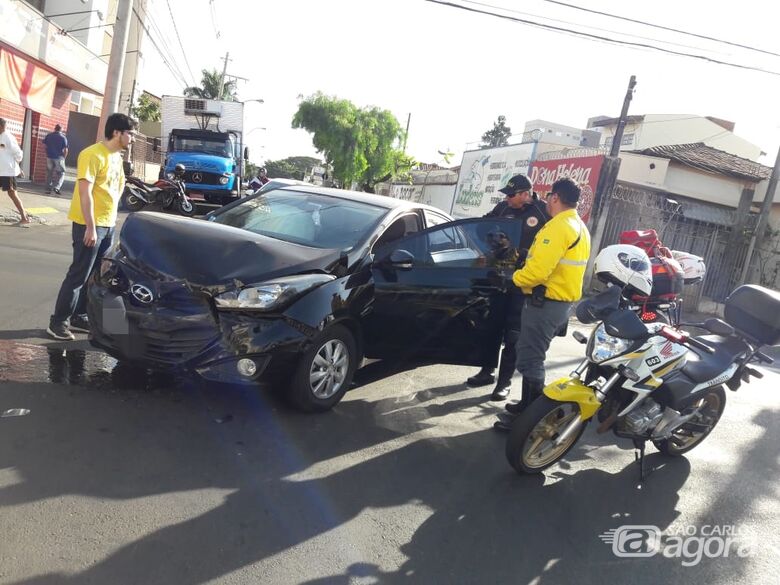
[0,211,779,585]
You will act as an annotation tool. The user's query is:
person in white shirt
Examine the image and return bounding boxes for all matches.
[0,117,30,226]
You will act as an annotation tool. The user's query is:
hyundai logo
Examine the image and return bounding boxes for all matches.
[130,284,154,304]
[192,172,203,183]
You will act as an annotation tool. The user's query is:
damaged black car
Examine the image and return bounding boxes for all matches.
[88,186,523,411]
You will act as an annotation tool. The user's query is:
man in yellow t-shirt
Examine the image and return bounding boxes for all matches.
[47,113,137,341]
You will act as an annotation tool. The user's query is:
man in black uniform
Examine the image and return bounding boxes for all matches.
[465,174,549,400]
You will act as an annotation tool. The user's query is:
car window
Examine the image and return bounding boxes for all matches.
[376,218,523,269]
[423,209,451,228]
[213,190,386,249]
[373,213,422,251]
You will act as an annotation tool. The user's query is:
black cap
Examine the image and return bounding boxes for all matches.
[499,174,533,196]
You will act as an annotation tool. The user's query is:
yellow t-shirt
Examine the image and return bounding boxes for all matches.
[67,142,125,227]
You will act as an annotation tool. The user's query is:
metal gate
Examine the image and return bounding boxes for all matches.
[599,184,758,306]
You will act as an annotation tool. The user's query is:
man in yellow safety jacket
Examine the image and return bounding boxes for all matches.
[494,177,591,431]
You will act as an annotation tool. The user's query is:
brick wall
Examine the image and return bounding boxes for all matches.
[31,86,72,184]
[1,85,72,184]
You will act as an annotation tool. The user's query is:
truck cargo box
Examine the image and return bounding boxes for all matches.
[725,284,780,346]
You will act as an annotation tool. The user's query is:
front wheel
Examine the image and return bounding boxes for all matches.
[176,197,196,217]
[653,386,726,456]
[289,325,358,412]
[506,396,587,474]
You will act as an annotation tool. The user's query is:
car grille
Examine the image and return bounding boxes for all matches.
[184,171,223,186]
[96,263,221,366]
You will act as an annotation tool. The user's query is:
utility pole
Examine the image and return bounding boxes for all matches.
[610,75,637,157]
[402,113,411,153]
[741,144,780,284]
[97,0,133,140]
[584,75,637,292]
[218,52,231,100]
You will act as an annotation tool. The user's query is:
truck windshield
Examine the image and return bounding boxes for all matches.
[173,136,233,157]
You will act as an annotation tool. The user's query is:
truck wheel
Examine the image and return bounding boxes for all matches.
[289,325,357,412]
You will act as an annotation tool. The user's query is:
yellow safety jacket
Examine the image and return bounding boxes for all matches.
[512,208,591,302]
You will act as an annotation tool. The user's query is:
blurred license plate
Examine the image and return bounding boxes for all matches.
[188,192,205,201]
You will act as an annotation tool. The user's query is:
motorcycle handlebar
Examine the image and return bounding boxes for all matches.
[755,350,774,364]
[687,336,716,354]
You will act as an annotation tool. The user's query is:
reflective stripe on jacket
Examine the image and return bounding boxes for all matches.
[511,208,591,302]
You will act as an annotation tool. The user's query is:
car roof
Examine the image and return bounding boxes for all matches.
[277,185,451,215]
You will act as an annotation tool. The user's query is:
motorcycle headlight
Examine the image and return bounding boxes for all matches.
[589,323,633,363]
[214,274,336,311]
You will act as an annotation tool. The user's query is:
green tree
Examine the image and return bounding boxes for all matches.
[264,156,323,180]
[131,93,161,122]
[480,115,512,148]
[183,69,237,101]
[292,93,412,192]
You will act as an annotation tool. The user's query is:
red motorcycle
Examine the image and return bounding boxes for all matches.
[121,162,196,217]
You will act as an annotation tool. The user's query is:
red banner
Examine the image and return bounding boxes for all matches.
[0,49,57,116]
[529,155,605,224]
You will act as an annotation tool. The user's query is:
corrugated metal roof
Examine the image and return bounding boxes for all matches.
[636,143,771,181]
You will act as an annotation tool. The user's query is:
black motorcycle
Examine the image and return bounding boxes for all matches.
[121,163,196,217]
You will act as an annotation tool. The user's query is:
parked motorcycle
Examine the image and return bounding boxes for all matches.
[121,163,196,217]
[505,248,778,479]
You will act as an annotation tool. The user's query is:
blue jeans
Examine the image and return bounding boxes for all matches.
[51,223,115,326]
[46,157,66,190]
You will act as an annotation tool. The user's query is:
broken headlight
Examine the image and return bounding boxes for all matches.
[214,274,335,311]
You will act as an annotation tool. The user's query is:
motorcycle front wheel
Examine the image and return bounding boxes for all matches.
[653,386,726,456]
[505,396,587,474]
[176,197,196,217]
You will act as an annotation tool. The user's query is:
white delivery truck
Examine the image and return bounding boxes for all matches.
[160,96,248,206]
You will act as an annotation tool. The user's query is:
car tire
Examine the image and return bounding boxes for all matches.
[289,324,357,412]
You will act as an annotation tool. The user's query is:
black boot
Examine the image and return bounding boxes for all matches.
[466,367,495,387]
[505,378,545,415]
[489,379,511,401]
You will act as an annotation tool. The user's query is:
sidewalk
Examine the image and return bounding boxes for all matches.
[0,174,75,227]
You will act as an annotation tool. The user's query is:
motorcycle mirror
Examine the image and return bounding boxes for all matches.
[388,249,414,270]
[174,163,186,176]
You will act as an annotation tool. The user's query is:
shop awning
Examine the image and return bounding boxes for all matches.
[0,48,57,116]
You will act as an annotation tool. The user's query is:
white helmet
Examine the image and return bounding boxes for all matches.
[594,244,653,297]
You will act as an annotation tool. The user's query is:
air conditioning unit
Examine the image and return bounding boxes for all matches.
[184,99,222,117]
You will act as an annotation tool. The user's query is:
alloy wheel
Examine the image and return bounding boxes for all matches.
[309,339,349,399]
[522,403,580,469]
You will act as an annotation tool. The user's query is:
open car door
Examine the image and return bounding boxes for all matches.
[364,218,524,366]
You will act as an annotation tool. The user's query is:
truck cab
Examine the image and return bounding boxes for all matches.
[163,129,243,206]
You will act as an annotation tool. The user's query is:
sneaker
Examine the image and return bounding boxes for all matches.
[47,322,75,341]
[69,315,90,333]
[54,188,61,195]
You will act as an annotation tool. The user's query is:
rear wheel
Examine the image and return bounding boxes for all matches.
[653,386,726,456]
[176,197,196,217]
[289,325,357,412]
[123,189,145,212]
[505,396,587,474]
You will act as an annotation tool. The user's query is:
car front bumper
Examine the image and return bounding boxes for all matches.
[87,280,314,384]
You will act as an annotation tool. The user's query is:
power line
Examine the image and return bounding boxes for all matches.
[140,1,191,87]
[209,0,221,40]
[540,0,780,59]
[165,0,196,85]
[424,0,780,77]
[131,7,188,88]
[459,0,727,55]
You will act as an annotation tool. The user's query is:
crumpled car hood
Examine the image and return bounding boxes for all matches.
[119,212,342,287]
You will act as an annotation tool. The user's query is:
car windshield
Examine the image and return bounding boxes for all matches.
[173,135,233,157]
[213,190,387,249]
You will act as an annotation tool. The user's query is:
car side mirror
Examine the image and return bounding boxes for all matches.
[388,249,414,270]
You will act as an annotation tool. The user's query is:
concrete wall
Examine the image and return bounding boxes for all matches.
[597,114,763,161]
[616,152,669,190]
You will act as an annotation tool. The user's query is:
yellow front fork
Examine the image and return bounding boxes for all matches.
[543,377,602,421]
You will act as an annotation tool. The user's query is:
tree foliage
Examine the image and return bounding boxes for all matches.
[292,93,412,192]
[480,115,512,149]
[263,156,323,180]
[131,93,161,122]
[183,69,237,101]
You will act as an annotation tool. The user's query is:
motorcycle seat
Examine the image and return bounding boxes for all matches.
[682,335,749,383]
